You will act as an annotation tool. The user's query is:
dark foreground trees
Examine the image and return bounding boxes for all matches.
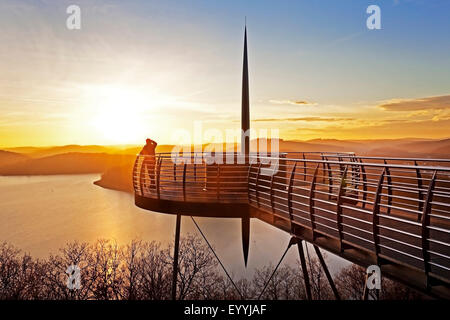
[0,235,423,300]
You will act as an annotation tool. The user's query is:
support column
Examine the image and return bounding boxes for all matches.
[242,212,250,267]
[240,25,250,268]
[171,214,181,300]
[297,240,312,300]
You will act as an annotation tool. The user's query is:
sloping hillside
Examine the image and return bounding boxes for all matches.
[0,150,28,167]
[5,145,122,158]
[394,139,450,157]
[0,152,135,175]
[2,139,449,193]
[94,164,134,192]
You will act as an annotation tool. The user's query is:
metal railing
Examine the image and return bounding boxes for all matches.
[133,152,249,203]
[133,152,450,289]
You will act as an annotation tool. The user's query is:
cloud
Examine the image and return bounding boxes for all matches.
[253,117,354,122]
[269,100,318,106]
[290,117,450,140]
[328,32,363,47]
[379,95,450,111]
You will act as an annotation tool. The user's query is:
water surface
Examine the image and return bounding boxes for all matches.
[0,175,349,278]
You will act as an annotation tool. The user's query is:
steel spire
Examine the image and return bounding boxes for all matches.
[241,23,250,267]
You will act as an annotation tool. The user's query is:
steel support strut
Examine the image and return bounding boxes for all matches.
[313,245,341,300]
[297,240,312,300]
[296,240,340,300]
[171,214,181,300]
[258,238,340,300]
[257,237,297,299]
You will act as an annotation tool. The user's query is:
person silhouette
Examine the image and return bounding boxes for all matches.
[140,138,157,156]
[140,139,158,188]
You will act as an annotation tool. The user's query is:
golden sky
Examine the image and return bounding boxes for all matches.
[1,1,450,147]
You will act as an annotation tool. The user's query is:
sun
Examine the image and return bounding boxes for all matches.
[89,86,153,144]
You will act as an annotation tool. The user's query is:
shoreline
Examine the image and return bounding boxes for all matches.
[93,178,133,194]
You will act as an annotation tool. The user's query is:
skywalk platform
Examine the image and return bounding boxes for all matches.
[133,151,450,299]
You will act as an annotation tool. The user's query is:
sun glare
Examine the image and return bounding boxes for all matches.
[89,86,153,144]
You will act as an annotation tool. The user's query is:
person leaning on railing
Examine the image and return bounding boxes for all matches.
[139,138,158,188]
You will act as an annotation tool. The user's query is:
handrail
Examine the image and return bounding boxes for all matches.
[254,155,450,172]
[286,152,450,163]
[143,152,450,172]
[149,151,450,164]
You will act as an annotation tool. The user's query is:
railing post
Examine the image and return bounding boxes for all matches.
[414,161,424,219]
[325,156,332,200]
[139,156,146,196]
[309,165,319,240]
[173,154,177,181]
[287,162,297,234]
[182,163,187,201]
[372,168,385,264]
[193,160,197,182]
[203,159,207,191]
[360,159,367,209]
[255,161,263,208]
[156,155,162,199]
[338,155,344,176]
[269,165,276,215]
[384,160,392,215]
[132,155,140,193]
[247,159,253,203]
[302,153,306,181]
[216,163,220,200]
[337,166,348,252]
[321,153,326,184]
[352,155,359,185]
[349,154,356,183]
[421,170,437,289]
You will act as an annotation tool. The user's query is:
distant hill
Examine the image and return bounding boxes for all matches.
[5,145,124,158]
[2,139,450,194]
[287,138,450,158]
[4,144,177,158]
[0,152,135,175]
[2,146,42,154]
[394,138,450,157]
[0,150,28,167]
